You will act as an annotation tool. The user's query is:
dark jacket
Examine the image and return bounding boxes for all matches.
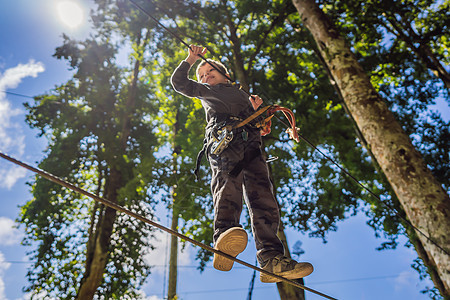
[170,61,256,132]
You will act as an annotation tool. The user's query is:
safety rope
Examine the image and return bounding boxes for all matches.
[271,114,450,257]
[4,89,449,257]
[0,151,337,300]
[129,0,236,86]
[260,105,300,142]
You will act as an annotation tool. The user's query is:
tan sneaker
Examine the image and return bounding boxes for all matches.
[260,254,314,283]
[213,227,248,271]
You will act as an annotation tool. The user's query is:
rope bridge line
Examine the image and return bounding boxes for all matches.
[0,151,337,300]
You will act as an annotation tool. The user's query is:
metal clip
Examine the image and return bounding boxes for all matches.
[210,127,234,155]
[266,156,278,163]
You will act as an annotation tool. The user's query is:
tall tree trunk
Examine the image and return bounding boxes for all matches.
[168,209,179,300]
[265,149,305,300]
[168,109,181,300]
[84,161,104,282]
[313,38,450,295]
[291,0,450,296]
[77,31,147,297]
[120,30,150,146]
[77,168,121,299]
[406,225,449,297]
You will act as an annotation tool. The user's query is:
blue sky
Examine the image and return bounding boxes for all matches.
[0,1,444,299]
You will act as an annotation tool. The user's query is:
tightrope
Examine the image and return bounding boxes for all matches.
[0,151,337,300]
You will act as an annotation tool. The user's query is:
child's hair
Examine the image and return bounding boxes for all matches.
[196,59,229,82]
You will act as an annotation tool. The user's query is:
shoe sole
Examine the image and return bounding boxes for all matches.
[260,262,314,283]
[213,228,248,271]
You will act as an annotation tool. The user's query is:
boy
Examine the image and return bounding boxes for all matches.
[170,45,313,282]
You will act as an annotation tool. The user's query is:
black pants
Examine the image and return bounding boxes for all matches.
[208,129,284,265]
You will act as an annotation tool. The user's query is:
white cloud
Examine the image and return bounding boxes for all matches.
[0,60,45,92]
[394,270,414,291]
[135,290,164,300]
[0,252,11,300]
[0,217,23,246]
[0,60,45,189]
[143,229,192,276]
[145,296,163,300]
[0,161,28,190]
[0,100,24,153]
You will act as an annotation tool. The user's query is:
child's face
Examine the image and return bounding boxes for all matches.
[197,64,229,86]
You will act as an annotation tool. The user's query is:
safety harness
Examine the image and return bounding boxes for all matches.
[194,105,300,179]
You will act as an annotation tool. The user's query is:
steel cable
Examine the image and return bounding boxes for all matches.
[0,151,337,300]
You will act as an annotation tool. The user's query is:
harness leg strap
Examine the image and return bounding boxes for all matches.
[194,138,207,180]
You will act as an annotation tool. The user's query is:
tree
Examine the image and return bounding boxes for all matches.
[323,0,450,90]
[19,0,449,298]
[148,44,214,298]
[300,1,449,296]
[291,0,450,297]
[319,0,450,191]
[20,6,162,298]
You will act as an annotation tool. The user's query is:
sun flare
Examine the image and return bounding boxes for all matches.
[56,1,84,29]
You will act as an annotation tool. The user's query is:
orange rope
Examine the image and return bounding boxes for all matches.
[260,105,300,142]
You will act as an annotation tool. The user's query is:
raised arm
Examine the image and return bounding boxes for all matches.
[170,45,208,98]
[185,45,207,66]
